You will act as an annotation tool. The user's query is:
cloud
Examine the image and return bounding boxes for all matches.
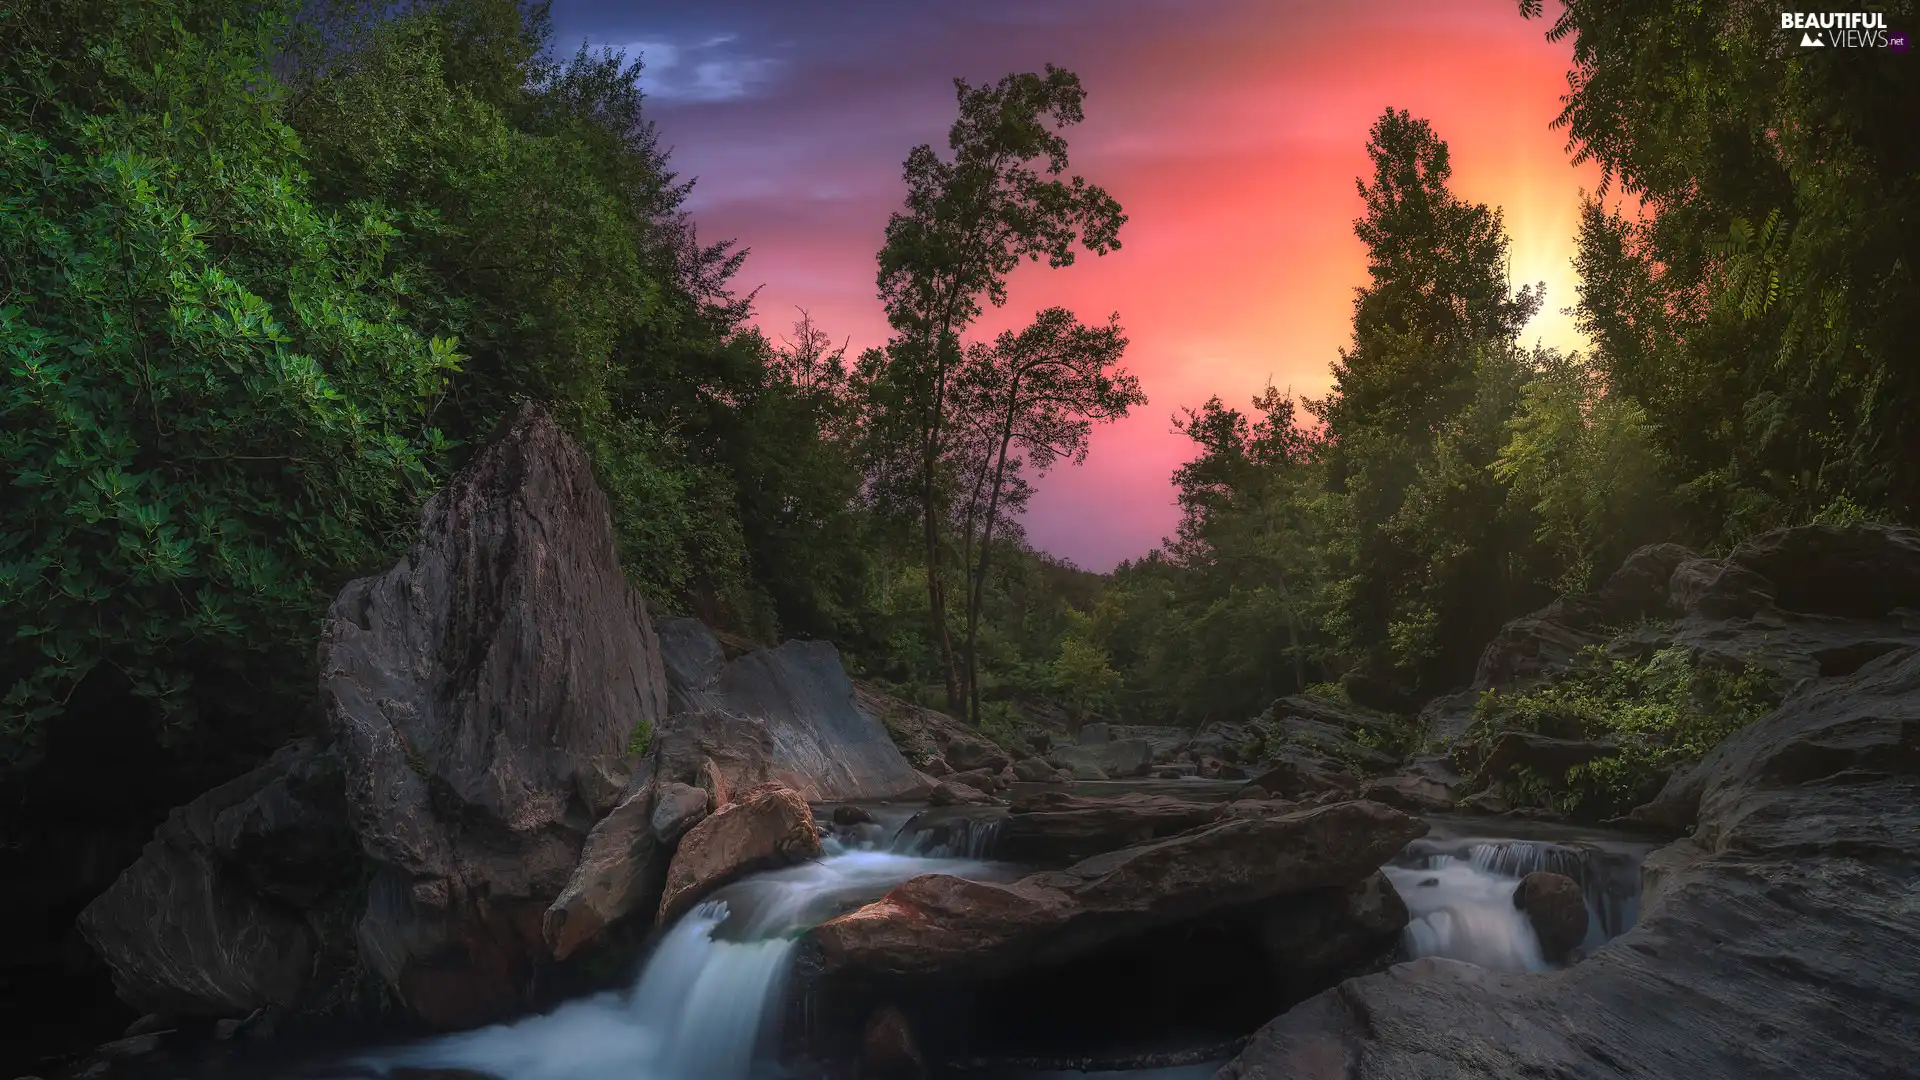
[594,35,780,102]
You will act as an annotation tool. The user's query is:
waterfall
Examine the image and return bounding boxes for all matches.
[364,849,1000,1080]
[890,814,1003,860]
[1383,837,1648,973]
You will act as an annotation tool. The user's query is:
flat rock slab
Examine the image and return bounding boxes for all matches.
[813,799,1426,980]
[1221,645,1920,1080]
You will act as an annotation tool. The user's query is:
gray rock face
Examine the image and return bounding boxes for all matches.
[1220,645,1920,1080]
[78,740,355,1017]
[318,404,668,1028]
[660,618,925,801]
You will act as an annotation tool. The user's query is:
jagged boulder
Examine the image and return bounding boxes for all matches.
[812,800,1425,980]
[77,741,357,1018]
[1220,644,1920,1080]
[319,404,669,1028]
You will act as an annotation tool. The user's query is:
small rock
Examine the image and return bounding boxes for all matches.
[1079,722,1113,744]
[95,1035,161,1059]
[1012,757,1057,783]
[1069,762,1109,781]
[862,1005,927,1080]
[928,781,997,807]
[949,767,1008,793]
[831,805,876,827]
[651,781,712,843]
[1156,768,1182,779]
[1418,877,1439,887]
[1460,790,1512,814]
[1513,870,1589,963]
[920,756,952,777]
[77,1064,109,1080]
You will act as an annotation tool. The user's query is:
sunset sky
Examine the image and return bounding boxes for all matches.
[550,0,1605,571]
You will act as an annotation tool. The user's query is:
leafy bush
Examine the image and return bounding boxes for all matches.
[1466,645,1775,817]
[1,1,453,764]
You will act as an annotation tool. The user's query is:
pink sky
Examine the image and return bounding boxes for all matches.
[633,0,1602,570]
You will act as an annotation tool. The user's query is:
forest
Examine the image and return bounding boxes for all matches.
[2,0,1916,824]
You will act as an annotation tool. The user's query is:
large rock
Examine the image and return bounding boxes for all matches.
[318,404,668,1028]
[1729,523,1920,618]
[1220,645,1920,1080]
[77,741,357,1017]
[542,709,775,960]
[994,791,1226,866]
[1511,871,1587,963]
[663,619,926,801]
[812,799,1426,979]
[1258,871,1409,994]
[1240,751,1359,800]
[657,784,821,923]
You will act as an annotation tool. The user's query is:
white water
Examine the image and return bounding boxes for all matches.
[366,849,998,1080]
[1383,839,1638,974]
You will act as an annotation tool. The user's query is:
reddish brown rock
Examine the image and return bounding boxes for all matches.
[862,1005,928,1080]
[657,784,821,924]
[813,800,1426,979]
[1512,870,1588,963]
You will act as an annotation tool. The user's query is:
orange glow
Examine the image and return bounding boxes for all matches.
[708,0,1601,569]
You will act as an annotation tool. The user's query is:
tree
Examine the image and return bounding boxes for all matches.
[949,307,1143,724]
[874,65,1125,713]
[1524,0,1920,536]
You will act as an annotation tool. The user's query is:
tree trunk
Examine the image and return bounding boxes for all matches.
[966,400,1020,728]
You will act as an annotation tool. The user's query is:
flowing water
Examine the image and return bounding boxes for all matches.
[1383,823,1655,974]
[364,846,1002,1080]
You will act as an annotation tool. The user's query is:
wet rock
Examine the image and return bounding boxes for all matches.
[1067,762,1109,780]
[658,784,821,923]
[862,1005,927,1080]
[1511,871,1587,963]
[1051,738,1153,778]
[927,781,998,807]
[320,404,668,1027]
[77,739,354,1018]
[1241,751,1358,800]
[831,805,876,827]
[1220,644,1920,1080]
[1011,757,1058,783]
[663,620,928,801]
[813,799,1426,979]
[995,791,1224,866]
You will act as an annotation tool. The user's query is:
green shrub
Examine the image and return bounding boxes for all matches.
[1467,645,1775,816]
[1,1,454,764]
[625,718,654,757]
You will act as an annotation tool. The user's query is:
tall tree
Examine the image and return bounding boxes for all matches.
[1525,0,1920,535]
[874,65,1125,713]
[950,307,1142,724]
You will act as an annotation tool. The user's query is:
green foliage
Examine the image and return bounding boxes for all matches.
[0,0,453,764]
[1469,646,1776,817]
[625,718,654,758]
[1534,0,1920,540]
